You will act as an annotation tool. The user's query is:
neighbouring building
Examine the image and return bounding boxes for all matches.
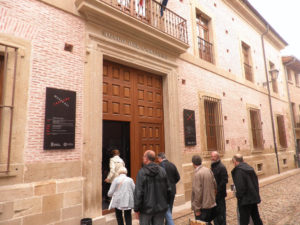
[0,0,297,224]
[282,56,300,163]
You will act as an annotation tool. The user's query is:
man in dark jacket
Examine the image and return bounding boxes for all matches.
[158,152,180,225]
[231,154,263,225]
[211,151,228,225]
[134,150,171,225]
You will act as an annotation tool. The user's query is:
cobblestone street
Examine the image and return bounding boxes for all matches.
[174,173,300,225]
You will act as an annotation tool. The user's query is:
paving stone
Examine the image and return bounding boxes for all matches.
[174,173,300,225]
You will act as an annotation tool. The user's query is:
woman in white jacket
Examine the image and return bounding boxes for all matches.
[108,167,135,225]
[105,149,125,183]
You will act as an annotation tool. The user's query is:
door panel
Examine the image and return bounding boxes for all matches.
[103,60,164,180]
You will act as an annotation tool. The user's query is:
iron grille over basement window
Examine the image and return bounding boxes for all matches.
[249,109,264,149]
[203,96,224,152]
[276,115,287,148]
[0,43,18,172]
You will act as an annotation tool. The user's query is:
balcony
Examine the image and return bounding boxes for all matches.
[75,0,189,54]
[244,63,253,82]
[198,37,213,63]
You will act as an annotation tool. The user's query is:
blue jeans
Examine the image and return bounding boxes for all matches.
[165,206,175,225]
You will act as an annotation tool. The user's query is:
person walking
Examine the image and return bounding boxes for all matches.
[134,150,171,225]
[105,149,125,183]
[158,152,180,225]
[191,155,217,225]
[231,154,263,225]
[107,167,135,225]
[211,151,228,225]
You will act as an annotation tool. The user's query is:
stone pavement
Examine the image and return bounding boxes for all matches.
[173,171,300,225]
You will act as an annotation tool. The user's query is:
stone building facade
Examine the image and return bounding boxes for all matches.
[0,0,297,224]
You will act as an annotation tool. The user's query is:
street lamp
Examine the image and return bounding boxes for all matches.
[263,69,279,86]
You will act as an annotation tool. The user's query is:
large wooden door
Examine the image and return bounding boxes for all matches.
[102,61,164,179]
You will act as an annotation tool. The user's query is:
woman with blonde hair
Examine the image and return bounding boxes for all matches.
[108,167,135,225]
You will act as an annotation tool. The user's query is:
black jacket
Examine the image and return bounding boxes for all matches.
[134,162,171,214]
[160,160,180,196]
[231,162,261,206]
[211,160,228,200]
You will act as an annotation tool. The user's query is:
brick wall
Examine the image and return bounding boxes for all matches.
[0,0,85,163]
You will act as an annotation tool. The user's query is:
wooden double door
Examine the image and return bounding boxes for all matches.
[102,60,164,180]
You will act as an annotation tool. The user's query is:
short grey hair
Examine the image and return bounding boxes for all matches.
[192,155,202,166]
[157,152,166,159]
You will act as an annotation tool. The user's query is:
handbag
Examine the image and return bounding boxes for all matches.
[108,178,126,210]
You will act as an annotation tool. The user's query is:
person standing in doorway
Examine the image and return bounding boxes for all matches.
[108,167,135,225]
[191,155,217,225]
[231,154,263,225]
[158,152,180,225]
[211,151,228,225]
[105,149,125,183]
[134,150,171,225]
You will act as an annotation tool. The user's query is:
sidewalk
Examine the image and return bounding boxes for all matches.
[173,168,300,225]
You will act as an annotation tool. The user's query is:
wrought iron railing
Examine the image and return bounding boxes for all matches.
[244,63,253,82]
[100,0,188,43]
[198,37,213,63]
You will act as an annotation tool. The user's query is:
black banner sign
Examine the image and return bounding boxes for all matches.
[183,109,196,146]
[44,87,76,150]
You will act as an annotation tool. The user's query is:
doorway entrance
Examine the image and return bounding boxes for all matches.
[102,120,130,211]
[102,60,165,184]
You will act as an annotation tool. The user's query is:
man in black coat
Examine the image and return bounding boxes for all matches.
[134,150,171,225]
[231,154,263,225]
[211,151,228,225]
[158,152,180,225]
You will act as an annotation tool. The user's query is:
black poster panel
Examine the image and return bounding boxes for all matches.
[183,109,196,146]
[44,87,76,150]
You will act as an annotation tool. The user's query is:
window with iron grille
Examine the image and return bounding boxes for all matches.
[249,109,264,149]
[0,43,18,172]
[203,96,224,151]
[196,13,213,63]
[242,42,253,82]
[269,61,278,93]
[276,115,287,148]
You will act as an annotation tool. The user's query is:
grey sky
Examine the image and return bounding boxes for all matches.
[248,0,300,59]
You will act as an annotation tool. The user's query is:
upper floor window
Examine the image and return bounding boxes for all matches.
[196,13,213,63]
[0,55,3,125]
[241,42,253,82]
[203,96,224,151]
[295,73,300,87]
[269,61,278,93]
[287,69,293,82]
[276,115,287,148]
[249,108,264,150]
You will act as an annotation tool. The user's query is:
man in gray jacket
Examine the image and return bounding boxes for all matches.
[191,155,217,225]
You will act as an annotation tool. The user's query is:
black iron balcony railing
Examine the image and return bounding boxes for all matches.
[198,37,213,63]
[244,63,253,82]
[295,115,300,129]
[100,0,188,43]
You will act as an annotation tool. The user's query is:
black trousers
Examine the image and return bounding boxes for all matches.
[195,206,217,225]
[115,208,132,225]
[238,204,263,225]
[213,198,226,225]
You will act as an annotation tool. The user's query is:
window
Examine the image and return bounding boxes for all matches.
[287,69,292,82]
[242,42,253,82]
[269,61,278,93]
[196,13,213,63]
[276,115,287,148]
[257,163,263,172]
[203,96,224,151]
[0,55,4,125]
[296,73,300,87]
[249,109,264,149]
